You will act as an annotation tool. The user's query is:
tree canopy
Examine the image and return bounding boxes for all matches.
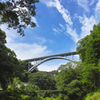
[0,0,39,36]
[76,22,100,95]
[0,0,39,90]
[77,23,100,64]
[28,71,56,90]
[0,29,29,90]
[0,29,17,89]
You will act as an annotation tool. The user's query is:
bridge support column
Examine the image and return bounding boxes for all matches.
[28,62,31,70]
[72,54,74,60]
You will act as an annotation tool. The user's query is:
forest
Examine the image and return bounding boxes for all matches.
[1,0,100,100]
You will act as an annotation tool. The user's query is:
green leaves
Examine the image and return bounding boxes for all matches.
[55,62,77,91]
[77,35,89,62]
[55,62,85,100]
[28,71,56,90]
[77,22,100,65]
[0,29,29,90]
[0,0,39,36]
[65,79,82,99]
[0,29,6,44]
[76,23,100,93]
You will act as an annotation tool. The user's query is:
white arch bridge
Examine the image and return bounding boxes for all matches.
[23,51,77,72]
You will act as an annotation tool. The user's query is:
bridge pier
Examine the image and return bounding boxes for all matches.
[72,54,74,60]
[28,62,31,70]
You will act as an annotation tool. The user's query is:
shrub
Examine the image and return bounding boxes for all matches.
[85,92,100,100]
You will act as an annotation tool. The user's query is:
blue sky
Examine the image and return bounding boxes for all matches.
[1,0,100,71]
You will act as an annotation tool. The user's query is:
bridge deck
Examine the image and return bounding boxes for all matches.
[23,51,77,62]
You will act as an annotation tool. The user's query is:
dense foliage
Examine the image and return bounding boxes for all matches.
[54,22,100,100]
[77,23,100,64]
[1,11,100,99]
[28,71,56,90]
[0,29,19,90]
[0,29,30,90]
[0,0,39,36]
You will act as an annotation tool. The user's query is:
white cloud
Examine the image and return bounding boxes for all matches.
[66,25,79,43]
[72,1,100,42]
[90,0,95,5]
[95,0,100,11]
[0,24,19,43]
[43,0,55,7]
[42,0,73,25]
[53,28,60,33]
[70,14,96,43]
[0,24,51,60]
[59,23,65,30]
[42,0,100,44]
[52,24,64,36]
[76,0,89,12]
[42,0,80,43]
[52,26,62,35]
[42,0,80,42]
[95,0,100,21]
[79,15,96,39]
[7,42,50,60]
[52,23,65,36]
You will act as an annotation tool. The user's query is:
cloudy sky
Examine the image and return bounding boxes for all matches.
[1,0,100,71]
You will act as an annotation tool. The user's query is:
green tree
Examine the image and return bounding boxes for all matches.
[80,63,100,93]
[76,23,100,93]
[0,29,19,90]
[28,71,56,90]
[85,92,100,100]
[65,79,83,100]
[0,77,39,100]
[77,23,100,64]
[0,0,39,36]
[55,62,77,91]
[0,29,29,90]
[77,35,89,62]
[55,62,86,100]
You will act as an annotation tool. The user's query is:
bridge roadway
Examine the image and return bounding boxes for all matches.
[23,51,77,62]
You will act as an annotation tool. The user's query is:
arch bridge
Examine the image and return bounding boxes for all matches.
[23,51,77,72]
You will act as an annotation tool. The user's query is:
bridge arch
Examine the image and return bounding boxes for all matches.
[28,56,75,72]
